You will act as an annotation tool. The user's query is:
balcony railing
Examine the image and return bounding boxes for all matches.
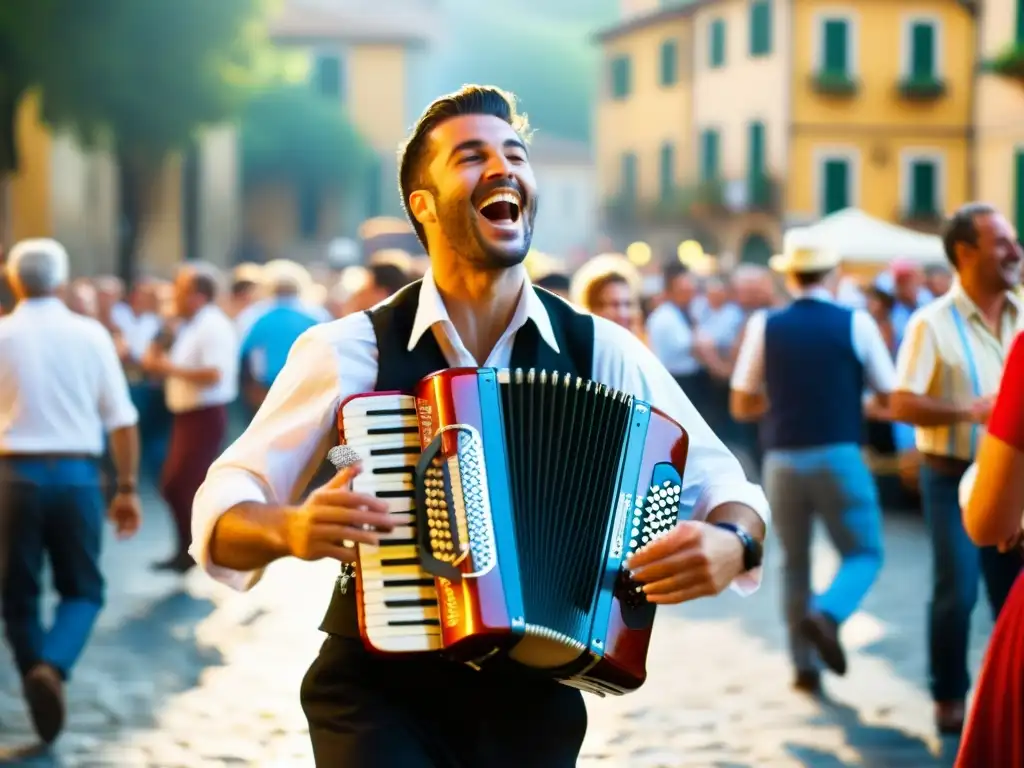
[986,43,1024,88]
[899,206,943,231]
[898,75,946,101]
[811,70,858,96]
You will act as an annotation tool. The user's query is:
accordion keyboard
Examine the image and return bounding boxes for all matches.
[341,394,442,653]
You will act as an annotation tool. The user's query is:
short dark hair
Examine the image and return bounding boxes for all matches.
[535,272,570,293]
[942,202,997,269]
[792,269,832,288]
[584,272,631,310]
[191,271,218,302]
[662,261,689,286]
[231,278,257,298]
[369,263,410,296]
[397,85,530,248]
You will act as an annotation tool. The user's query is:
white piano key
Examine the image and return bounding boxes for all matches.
[343,414,419,435]
[360,544,418,561]
[363,606,439,626]
[360,563,431,580]
[361,586,437,604]
[342,394,416,416]
[361,453,417,474]
[366,629,442,651]
[377,525,416,541]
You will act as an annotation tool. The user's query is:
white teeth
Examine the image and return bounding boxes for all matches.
[478,190,521,211]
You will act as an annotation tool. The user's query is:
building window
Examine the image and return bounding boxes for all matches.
[659,143,675,200]
[709,19,726,68]
[750,0,772,56]
[298,183,319,238]
[902,153,942,218]
[819,154,854,214]
[610,56,631,99]
[621,152,638,201]
[660,40,679,86]
[700,129,720,182]
[313,53,342,98]
[748,121,767,204]
[822,18,851,75]
[1018,0,1024,45]
[907,20,937,79]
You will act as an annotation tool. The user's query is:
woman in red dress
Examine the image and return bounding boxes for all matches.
[957,332,1024,766]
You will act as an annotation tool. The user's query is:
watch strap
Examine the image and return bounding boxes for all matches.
[711,521,763,572]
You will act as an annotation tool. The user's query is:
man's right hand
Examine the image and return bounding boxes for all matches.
[283,464,393,563]
[968,396,996,424]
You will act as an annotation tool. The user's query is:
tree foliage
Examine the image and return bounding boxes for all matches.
[240,85,374,193]
[34,0,267,169]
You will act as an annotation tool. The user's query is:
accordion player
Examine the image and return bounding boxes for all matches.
[336,366,689,696]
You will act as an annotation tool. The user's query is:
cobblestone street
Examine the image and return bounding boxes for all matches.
[0,497,993,767]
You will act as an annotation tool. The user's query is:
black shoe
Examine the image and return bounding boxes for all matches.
[151,552,196,574]
[800,612,847,676]
[793,669,822,694]
[23,664,64,744]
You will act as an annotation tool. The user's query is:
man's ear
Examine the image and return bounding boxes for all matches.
[409,190,437,226]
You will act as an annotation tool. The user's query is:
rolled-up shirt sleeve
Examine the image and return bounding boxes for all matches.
[729,310,767,395]
[190,323,363,591]
[593,318,770,594]
[895,314,938,395]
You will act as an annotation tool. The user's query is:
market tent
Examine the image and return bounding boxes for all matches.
[797,208,946,265]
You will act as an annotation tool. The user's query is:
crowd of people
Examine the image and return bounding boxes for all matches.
[1,83,1023,766]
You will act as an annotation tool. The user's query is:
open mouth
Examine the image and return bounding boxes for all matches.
[477,190,522,227]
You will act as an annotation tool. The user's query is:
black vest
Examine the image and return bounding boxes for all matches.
[319,279,595,637]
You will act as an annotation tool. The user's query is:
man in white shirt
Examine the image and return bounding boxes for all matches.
[191,85,770,767]
[142,264,238,573]
[0,238,141,745]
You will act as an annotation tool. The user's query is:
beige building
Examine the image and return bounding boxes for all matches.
[528,136,599,259]
[974,0,1024,230]
[1,0,437,275]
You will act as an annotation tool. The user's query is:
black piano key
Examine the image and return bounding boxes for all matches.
[389,619,440,627]
[383,598,437,608]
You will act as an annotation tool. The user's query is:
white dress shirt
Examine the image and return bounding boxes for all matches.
[731,287,896,395]
[113,310,162,361]
[0,298,138,455]
[192,270,770,592]
[645,301,700,376]
[165,304,240,413]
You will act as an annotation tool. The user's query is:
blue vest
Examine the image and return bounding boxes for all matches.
[762,299,864,450]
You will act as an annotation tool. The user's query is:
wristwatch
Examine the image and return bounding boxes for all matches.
[712,522,764,572]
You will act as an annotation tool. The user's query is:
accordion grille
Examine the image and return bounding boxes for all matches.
[499,369,633,647]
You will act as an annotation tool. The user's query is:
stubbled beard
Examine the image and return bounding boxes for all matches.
[435,191,537,270]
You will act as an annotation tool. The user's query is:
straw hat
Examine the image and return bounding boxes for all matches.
[768,229,840,274]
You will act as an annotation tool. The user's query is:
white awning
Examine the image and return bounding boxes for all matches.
[796,208,946,264]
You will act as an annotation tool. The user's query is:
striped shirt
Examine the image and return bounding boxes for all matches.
[895,280,1023,460]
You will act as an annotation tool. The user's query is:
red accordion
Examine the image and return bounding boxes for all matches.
[338,367,689,695]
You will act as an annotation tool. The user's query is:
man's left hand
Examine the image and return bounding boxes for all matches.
[625,521,745,604]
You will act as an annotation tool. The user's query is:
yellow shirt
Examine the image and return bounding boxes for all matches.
[894,280,1023,460]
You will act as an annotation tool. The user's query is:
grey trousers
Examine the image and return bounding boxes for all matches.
[763,443,885,672]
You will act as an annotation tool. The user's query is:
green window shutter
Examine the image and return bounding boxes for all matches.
[611,56,631,98]
[701,130,720,182]
[313,54,341,97]
[823,158,849,214]
[750,1,772,56]
[659,143,675,200]
[748,121,765,200]
[1017,0,1024,45]
[823,20,848,74]
[622,153,638,200]
[710,20,726,67]
[660,41,678,86]
[910,160,937,215]
[910,23,935,79]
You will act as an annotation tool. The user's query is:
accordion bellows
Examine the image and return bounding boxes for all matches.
[338,367,689,696]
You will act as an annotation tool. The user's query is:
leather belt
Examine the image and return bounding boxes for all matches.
[920,452,971,477]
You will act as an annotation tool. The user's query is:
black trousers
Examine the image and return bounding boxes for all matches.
[300,635,588,767]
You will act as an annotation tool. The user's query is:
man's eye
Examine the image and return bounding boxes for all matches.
[507,154,526,163]
[459,154,483,163]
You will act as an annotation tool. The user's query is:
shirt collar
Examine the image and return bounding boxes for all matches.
[407,269,560,353]
[949,276,1021,320]
[13,296,68,315]
[794,286,834,303]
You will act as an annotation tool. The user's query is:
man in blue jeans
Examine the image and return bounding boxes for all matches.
[892,202,1023,734]
[730,234,896,694]
[0,239,142,745]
